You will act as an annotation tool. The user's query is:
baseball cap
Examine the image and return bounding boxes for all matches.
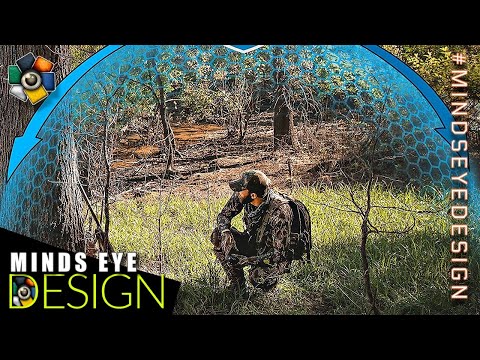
[229,170,271,196]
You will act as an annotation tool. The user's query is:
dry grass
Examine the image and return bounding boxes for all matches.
[107,184,480,315]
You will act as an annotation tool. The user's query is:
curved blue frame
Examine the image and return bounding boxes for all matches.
[6,45,455,181]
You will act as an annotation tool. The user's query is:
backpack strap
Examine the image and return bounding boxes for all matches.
[256,197,288,246]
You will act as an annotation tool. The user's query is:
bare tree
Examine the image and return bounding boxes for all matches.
[309,109,446,314]
[58,124,85,252]
[341,139,413,315]
[74,80,124,259]
[272,71,294,149]
[121,75,177,175]
[158,85,176,174]
[220,76,257,144]
[272,70,321,150]
[44,45,109,252]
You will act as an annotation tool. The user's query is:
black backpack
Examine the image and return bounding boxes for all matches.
[258,193,312,262]
[282,194,312,262]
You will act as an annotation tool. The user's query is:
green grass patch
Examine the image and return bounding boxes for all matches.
[108,185,480,314]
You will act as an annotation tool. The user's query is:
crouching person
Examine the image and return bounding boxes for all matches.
[211,170,305,295]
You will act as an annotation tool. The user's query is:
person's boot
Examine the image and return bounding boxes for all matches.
[225,270,248,298]
[211,228,248,298]
[220,255,248,297]
[213,251,247,297]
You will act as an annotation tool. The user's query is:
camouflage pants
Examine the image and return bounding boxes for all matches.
[210,227,280,291]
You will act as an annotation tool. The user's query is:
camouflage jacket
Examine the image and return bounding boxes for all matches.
[216,189,293,267]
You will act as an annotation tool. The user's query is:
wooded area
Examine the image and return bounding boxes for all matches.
[0,45,478,314]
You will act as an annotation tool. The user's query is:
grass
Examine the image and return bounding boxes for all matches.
[108,185,480,315]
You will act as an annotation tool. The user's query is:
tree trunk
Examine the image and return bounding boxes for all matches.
[0,46,57,184]
[103,116,111,244]
[360,218,379,315]
[56,45,87,252]
[273,87,294,150]
[54,45,72,81]
[238,113,244,144]
[159,87,175,174]
[59,131,86,252]
[361,175,380,315]
[0,45,69,247]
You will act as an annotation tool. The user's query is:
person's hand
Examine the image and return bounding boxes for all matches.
[221,230,237,256]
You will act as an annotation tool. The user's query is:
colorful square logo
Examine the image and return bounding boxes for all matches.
[11,275,37,308]
[8,52,56,105]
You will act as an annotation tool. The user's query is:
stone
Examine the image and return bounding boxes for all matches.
[30,287,36,299]
[12,296,21,306]
[13,282,17,295]
[25,278,34,287]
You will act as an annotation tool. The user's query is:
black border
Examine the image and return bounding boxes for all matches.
[1,10,478,44]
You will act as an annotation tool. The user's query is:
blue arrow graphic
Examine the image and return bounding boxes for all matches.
[224,45,264,53]
[363,45,459,148]
[7,45,459,182]
[6,45,124,182]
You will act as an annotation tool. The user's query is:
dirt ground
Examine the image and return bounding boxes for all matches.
[110,118,346,199]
